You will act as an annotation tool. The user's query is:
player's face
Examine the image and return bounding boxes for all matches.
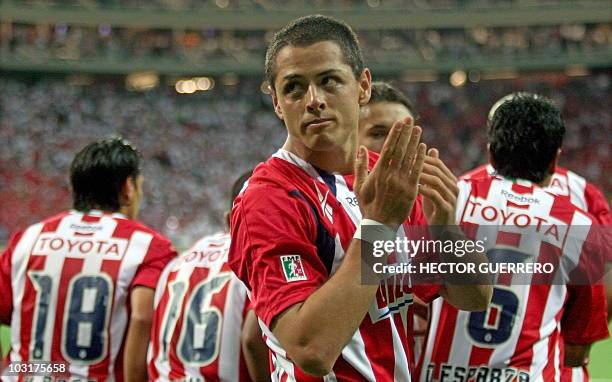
[359,101,414,154]
[271,41,371,156]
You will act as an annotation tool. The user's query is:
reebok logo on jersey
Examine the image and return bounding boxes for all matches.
[281,255,307,282]
[501,189,540,204]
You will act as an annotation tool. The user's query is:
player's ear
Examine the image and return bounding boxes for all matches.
[270,86,283,121]
[549,148,562,173]
[120,176,136,207]
[486,143,495,168]
[358,68,372,106]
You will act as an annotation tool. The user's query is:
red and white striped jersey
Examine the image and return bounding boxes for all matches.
[230,149,438,381]
[147,232,252,382]
[462,165,610,225]
[419,174,609,382]
[462,164,611,382]
[0,210,177,381]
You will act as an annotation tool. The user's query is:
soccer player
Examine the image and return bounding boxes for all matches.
[229,15,491,380]
[0,137,177,381]
[462,93,612,382]
[148,171,270,382]
[359,81,418,154]
[420,93,610,381]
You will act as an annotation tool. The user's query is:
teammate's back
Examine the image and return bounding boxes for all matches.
[0,137,177,381]
[148,232,252,381]
[421,174,609,381]
[420,93,609,381]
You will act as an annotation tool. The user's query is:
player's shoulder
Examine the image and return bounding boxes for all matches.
[236,155,312,212]
[460,164,492,181]
[542,187,600,225]
[181,232,230,259]
[114,215,171,243]
[168,233,232,278]
[457,170,498,193]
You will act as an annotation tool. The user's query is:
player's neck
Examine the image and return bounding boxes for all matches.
[538,174,553,188]
[282,138,355,174]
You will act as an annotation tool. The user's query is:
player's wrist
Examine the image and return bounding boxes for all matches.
[354,218,397,244]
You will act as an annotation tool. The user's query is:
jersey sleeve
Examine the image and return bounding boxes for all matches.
[584,182,612,225]
[131,235,178,290]
[229,186,329,328]
[561,284,609,344]
[0,231,22,324]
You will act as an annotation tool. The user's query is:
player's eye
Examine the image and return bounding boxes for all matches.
[283,82,303,95]
[321,76,339,88]
[369,126,389,139]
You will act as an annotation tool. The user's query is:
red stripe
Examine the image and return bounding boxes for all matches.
[511,183,534,194]
[507,200,530,209]
[361,316,395,380]
[18,255,47,361]
[509,285,551,370]
[394,311,413,372]
[429,301,458,379]
[467,346,495,368]
[168,269,188,380]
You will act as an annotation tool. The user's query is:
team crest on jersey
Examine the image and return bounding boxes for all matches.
[281,255,307,282]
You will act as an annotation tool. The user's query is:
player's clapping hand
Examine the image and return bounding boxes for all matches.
[419,148,459,226]
[353,117,427,231]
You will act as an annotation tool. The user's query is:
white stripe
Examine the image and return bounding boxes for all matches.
[218,274,247,381]
[419,297,441,382]
[107,230,153,377]
[530,286,566,378]
[9,222,44,363]
[339,330,376,380]
[553,334,561,382]
[153,261,194,381]
[447,311,472,366]
[334,175,361,226]
[571,367,586,382]
[566,171,587,210]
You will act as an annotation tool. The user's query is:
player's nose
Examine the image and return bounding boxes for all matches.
[305,84,326,113]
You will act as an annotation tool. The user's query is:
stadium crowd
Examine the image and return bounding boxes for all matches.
[1,73,610,247]
[2,22,610,64]
[2,0,602,11]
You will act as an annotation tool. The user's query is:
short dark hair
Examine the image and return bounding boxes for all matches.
[70,137,141,212]
[369,81,418,120]
[265,14,364,89]
[488,93,565,183]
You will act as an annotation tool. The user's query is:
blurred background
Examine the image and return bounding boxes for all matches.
[1,0,610,247]
[0,0,611,378]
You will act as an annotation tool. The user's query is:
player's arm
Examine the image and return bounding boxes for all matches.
[419,150,492,310]
[561,283,610,367]
[271,119,426,376]
[123,286,154,382]
[242,310,271,382]
[0,233,20,325]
